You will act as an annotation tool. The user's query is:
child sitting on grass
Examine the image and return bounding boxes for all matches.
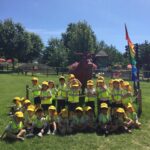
[33,108,46,137]
[126,103,141,129]
[24,105,36,137]
[112,107,133,133]
[84,106,96,132]
[1,111,26,141]
[45,105,57,135]
[69,107,86,133]
[57,108,70,135]
[97,103,111,135]
[8,97,22,115]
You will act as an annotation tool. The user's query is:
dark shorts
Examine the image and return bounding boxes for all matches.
[68,102,79,112]
[85,101,95,111]
[34,96,41,105]
[57,99,66,113]
[33,127,43,135]
[45,123,55,133]
[111,102,124,108]
[41,104,52,111]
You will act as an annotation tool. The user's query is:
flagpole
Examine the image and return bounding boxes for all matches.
[135,44,140,89]
[134,43,142,117]
[125,24,142,117]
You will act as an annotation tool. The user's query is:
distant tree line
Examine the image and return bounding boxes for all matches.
[0,19,149,70]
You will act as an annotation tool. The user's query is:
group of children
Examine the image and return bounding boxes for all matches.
[0,74,141,141]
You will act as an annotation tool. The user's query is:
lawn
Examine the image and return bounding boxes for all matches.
[0,74,150,150]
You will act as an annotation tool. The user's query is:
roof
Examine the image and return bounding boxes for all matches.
[95,50,108,57]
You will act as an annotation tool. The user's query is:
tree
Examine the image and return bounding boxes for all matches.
[24,32,44,62]
[138,41,150,70]
[0,19,29,60]
[0,19,44,62]
[42,38,68,67]
[62,21,97,63]
[96,41,124,66]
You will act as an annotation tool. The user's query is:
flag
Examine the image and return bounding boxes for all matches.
[125,24,138,81]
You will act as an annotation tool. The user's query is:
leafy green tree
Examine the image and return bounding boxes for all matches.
[0,19,43,62]
[62,21,97,63]
[24,32,44,62]
[138,41,150,70]
[96,41,124,66]
[42,38,68,67]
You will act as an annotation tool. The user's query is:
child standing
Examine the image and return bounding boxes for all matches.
[48,80,58,107]
[111,79,124,108]
[31,77,41,105]
[40,81,52,112]
[96,80,111,113]
[85,80,96,112]
[68,82,81,112]
[122,81,133,108]
[57,76,67,113]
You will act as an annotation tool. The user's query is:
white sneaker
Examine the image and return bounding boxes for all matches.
[47,130,51,135]
[37,132,43,137]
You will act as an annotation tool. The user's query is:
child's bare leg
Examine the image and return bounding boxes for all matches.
[17,129,26,140]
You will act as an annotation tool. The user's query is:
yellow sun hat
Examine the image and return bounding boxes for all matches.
[60,108,68,115]
[109,79,114,84]
[118,78,124,82]
[116,107,125,113]
[42,81,49,86]
[100,103,108,109]
[24,99,31,104]
[72,83,79,87]
[75,107,83,112]
[97,79,104,83]
[48,105,56,111]
[15,111,24,118]
[27,105,35,112]
[68,74,75,79]
[98,76,104,80]
[87,80,94,83]
[32,77,38,81]
[123,81,130,86]
[60,108,68,113]
[113,79,120,83]
[127,103,133,108]
[85,106,92,111]
[87,82,94,86]
[59,76,65,80]
[13,97,21,101]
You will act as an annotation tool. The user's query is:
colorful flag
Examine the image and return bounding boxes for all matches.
[125,24,137,81]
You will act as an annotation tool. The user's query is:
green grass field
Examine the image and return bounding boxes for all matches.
[0,74,150,150]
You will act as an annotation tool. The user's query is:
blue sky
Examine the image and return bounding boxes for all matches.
[0,0,150,52]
